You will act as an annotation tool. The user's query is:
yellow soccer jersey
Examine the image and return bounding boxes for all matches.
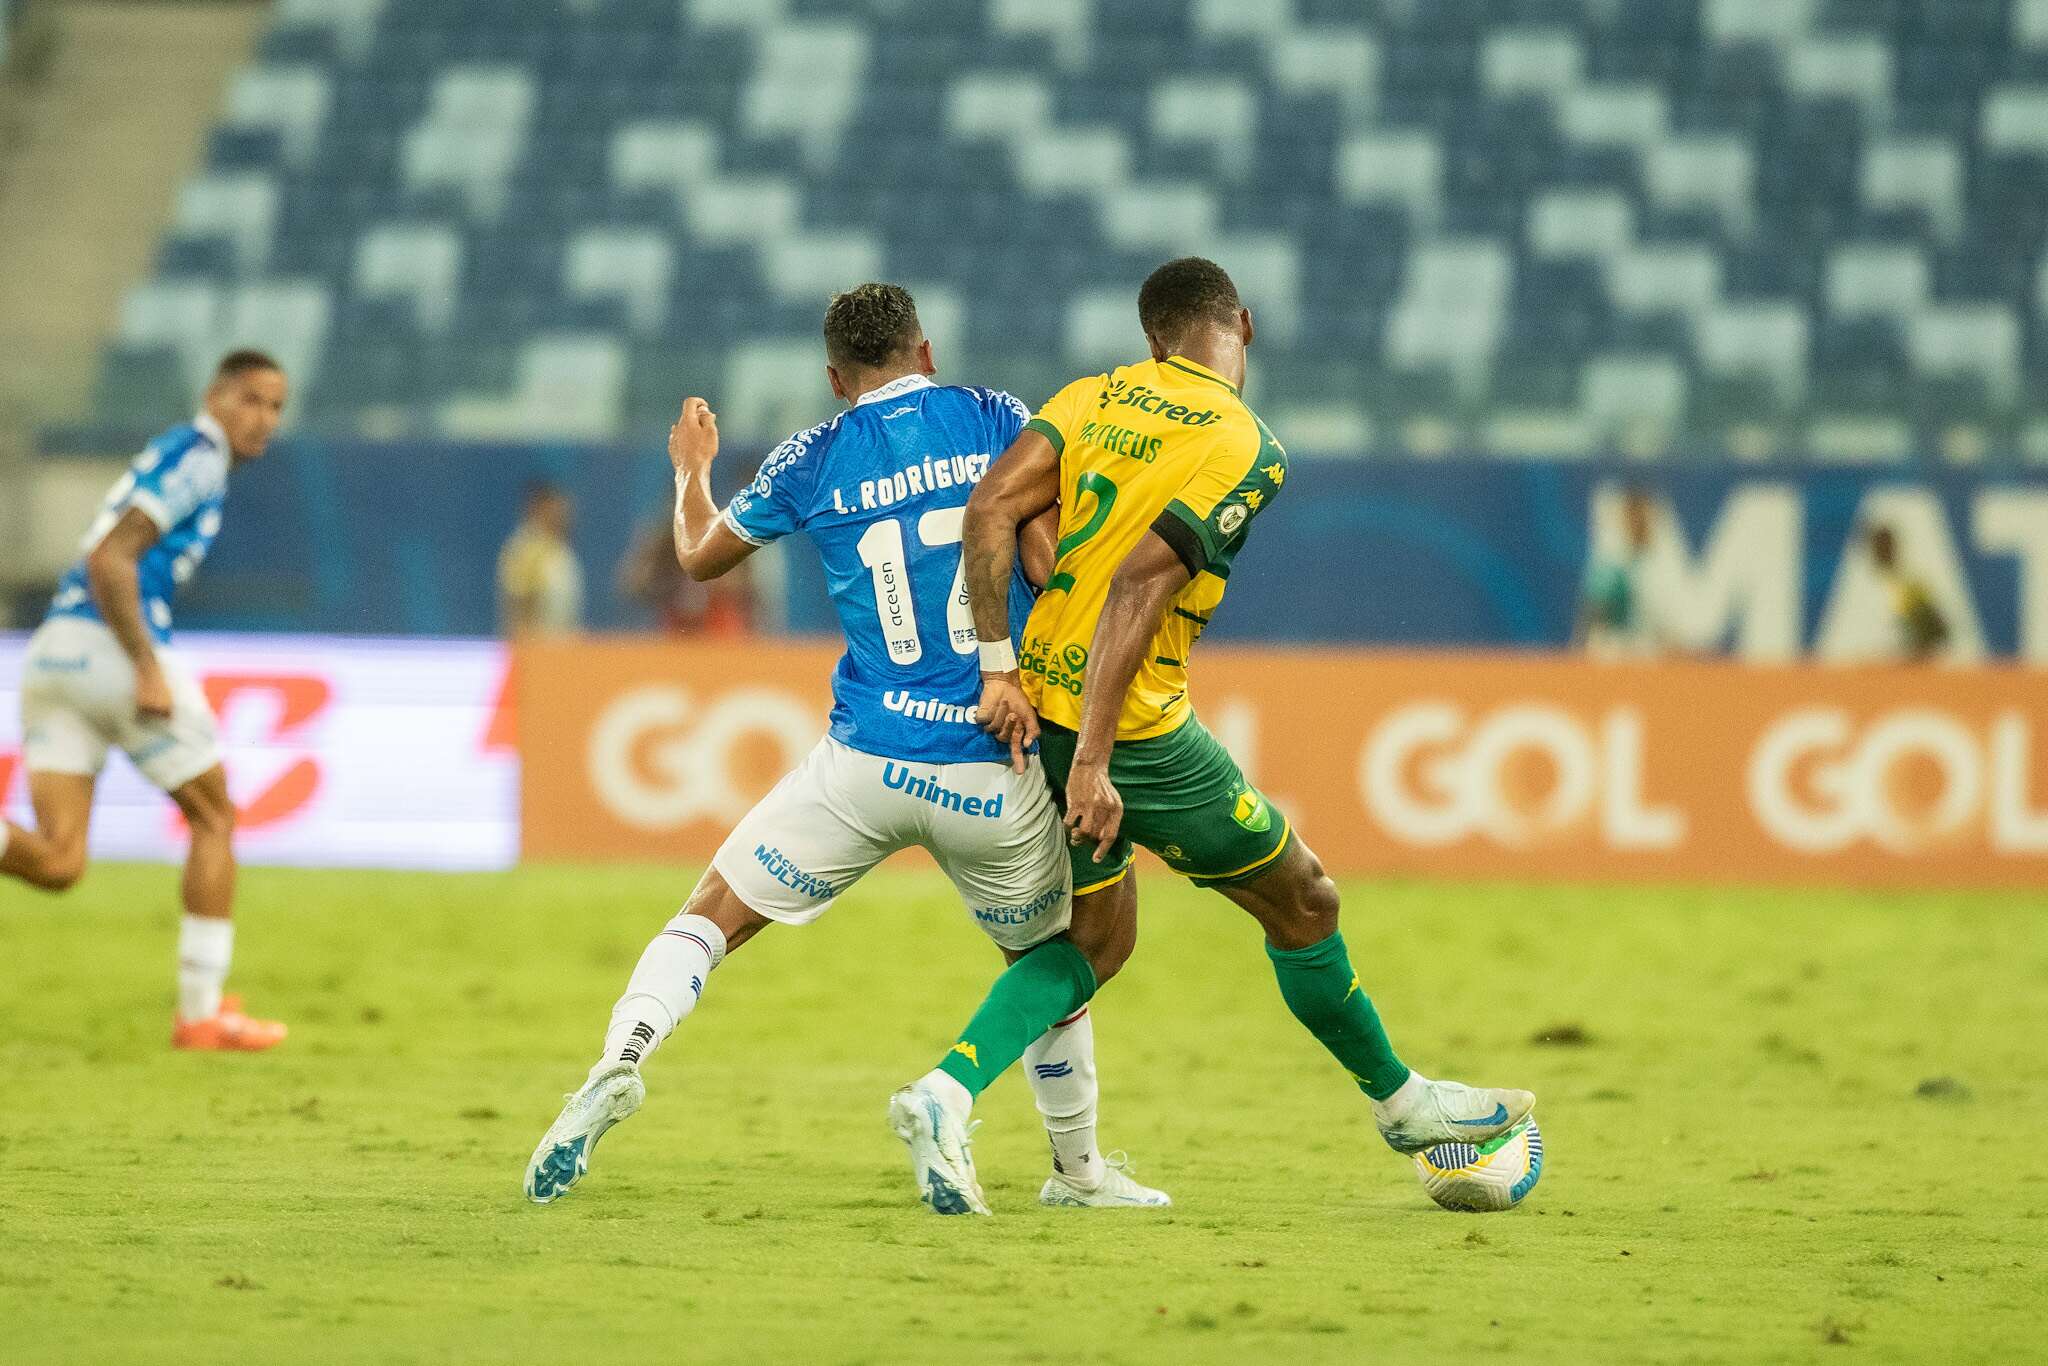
[1019,355,1288,740]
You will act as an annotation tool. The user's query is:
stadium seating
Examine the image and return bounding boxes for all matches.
[90,0,2048,461]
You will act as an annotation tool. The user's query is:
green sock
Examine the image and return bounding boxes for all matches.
[937,938,1097,1098]
[1266,932,1411,1101]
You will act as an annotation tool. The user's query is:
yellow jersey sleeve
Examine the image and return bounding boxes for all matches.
[1021,375,1103,455]
[1154,411,1289,574]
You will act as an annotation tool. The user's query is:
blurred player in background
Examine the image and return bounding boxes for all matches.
[524,284,1167,1212]
[887,259,1533,1212]
[615,503,757,636]
[1576,486,1671,659]
[1865,522,1951,663]
[497,481,584,637]
[0,350,288,1051]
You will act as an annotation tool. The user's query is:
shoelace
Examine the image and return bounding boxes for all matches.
[1102,1149,1138,1177]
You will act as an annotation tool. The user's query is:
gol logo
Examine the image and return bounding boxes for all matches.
[587,684,820,830]
[1360,701,1684,849]
[1748,708,2048,854]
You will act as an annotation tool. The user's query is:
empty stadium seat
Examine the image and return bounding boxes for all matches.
[86,0,2048,455]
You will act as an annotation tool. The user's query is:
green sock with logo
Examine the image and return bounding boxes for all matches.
[1266,931,1412,1100]
[936,938,1097,1097]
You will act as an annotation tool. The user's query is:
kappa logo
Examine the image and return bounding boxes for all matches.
[879,406,916,420]
[1217,503,1249,536]
[949,1041,980,1069]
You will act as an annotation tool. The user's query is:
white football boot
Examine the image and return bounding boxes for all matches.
[1039,1151,1172,1209]
[524,1061,645,1203]
[1372,1074,1535,1155]
[886,1082,991,1216]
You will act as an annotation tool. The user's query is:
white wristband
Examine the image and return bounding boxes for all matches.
[978,638,1018,674]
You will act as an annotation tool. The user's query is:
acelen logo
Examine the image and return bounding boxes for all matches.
[1749,708,2048,855]
[1359,701,1685,850]
[197,672,333,830]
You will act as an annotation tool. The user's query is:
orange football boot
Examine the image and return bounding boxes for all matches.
[173,994,288,1051]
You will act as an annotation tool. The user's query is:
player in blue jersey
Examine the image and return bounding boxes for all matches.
[2,350,289,1051]
[524,285,1164,1213]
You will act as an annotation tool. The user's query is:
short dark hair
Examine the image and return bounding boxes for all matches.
[822,283,922,370]
[1137,257,1241,343]
[214,349,283,382]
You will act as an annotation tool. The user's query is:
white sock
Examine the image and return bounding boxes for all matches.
[915,1068,974,1124]
[1371,1068,1431,1122]
[594,912,726,1081]
[1022,1007,1103,1188]
[176,914,234,1021]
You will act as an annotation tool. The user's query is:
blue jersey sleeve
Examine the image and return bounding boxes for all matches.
[972,387,1030,452]
[723,419,832,546]
[128,431,227,533]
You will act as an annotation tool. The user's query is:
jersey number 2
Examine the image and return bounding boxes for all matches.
[856,509,975,667]
[1045,471,1119,594]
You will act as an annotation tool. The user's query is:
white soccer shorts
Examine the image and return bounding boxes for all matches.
[19,616,222,793]
[711,735,1073,952]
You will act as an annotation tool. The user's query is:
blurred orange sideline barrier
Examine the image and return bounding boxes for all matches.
[518,639,2048,888]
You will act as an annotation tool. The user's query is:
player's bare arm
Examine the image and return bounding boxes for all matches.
[962,427,1061,770]
[1062,532,1193,859]
[1018,506,1060,591]
[85,508,172,719]
[667,396,757,582]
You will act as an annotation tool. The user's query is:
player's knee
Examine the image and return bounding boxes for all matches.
[1263,849,1340,944]
[176,781,236,839]
[34,841,87,892]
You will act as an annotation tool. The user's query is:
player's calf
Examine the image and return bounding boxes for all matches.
[1228,839,1537,1150]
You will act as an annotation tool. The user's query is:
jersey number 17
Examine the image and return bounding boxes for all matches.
[855,507,974,667]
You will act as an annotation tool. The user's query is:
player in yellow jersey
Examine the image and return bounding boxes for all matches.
[884,259,1535,1213]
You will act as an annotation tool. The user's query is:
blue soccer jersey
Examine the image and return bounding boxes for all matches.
[723,375,1036,766]
[48,415,231,644]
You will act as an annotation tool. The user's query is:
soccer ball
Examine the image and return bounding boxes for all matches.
[1413,1118,1544,1212]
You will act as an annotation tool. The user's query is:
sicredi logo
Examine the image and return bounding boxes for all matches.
[1360,701,1684,850]
[1749,708,2048,854]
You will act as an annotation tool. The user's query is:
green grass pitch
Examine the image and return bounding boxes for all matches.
[2,862,2044,1364]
